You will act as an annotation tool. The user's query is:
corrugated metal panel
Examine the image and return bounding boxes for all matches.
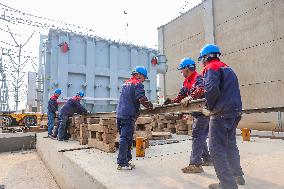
[42,29,158,113]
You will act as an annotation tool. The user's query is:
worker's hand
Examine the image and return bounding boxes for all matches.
[181,96,193,107]
[163,98,172,106]
[190,87,205,100]
[201,108,212,116]
[152,103,160,110]
[147,102,154,110]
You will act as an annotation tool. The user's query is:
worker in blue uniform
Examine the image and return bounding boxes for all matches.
[164,58,212,174]
[198,44,245,189]
[47,88,61,139]
[116,66,153,170]
[57,91,87,141]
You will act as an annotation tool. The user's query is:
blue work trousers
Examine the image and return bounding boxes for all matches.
[117,118,135,166]
[209,114,244,189]
[47,112,55,136]
[57,113,69,140]
[190,115,211,165]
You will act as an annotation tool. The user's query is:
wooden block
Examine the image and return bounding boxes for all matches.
[176,130,189,135]
[158,114,166,119]
[144,139,149,148]
[79,138,88,145]
[96,132,103,141]
[99,118,116,126]
[88,139,116,153]
[169,128,176,134]
[176,124,188,131]
[102,133,116,143]
[80,124,88,139]
[88,124,104,132]
[136,117,153,125]
[152,132,172,140]
[89,131,97,138]
[68,126,76,134]
[87,117,100,124]
[135,131,152,139]
[167,123,176,129]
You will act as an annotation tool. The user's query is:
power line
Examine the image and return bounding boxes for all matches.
[0,2,103,39]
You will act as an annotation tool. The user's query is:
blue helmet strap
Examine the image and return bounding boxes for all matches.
[206,53,220,62]
[186,64,195,71]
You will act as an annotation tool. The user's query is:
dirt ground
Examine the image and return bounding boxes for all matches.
[0,150,59,189]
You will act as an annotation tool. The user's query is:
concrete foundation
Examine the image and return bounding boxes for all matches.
[37,132,284,189]
[0,133,36,152]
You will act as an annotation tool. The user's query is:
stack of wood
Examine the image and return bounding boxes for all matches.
[153,113,179,133]
[87,118,117,153]
[69,116,83,141]
[175,119,189,135]
[134,116,153,139]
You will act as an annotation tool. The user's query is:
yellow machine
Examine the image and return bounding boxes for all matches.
[0,111,47,128]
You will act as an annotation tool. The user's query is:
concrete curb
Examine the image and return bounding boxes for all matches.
[0,133,36,152]
[36,133,106,189]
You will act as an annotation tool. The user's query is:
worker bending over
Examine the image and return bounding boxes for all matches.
[57,91,87,141]
[164,58,212,173]
[116,66,153,170]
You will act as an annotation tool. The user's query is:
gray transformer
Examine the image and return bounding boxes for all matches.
[42,30,167,113]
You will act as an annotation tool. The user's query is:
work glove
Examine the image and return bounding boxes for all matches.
[139,96,153,109]
[181,96,193,107]
[163,98,172,105]
[201,108,212,116]
[152,103,160,110]
[191,87,205,100]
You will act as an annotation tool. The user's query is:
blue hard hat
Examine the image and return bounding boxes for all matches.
[177,58,195,70]
[132,66,148,79]
[54,88,62,94]
[77,91,85,97]
[198,44,221,61]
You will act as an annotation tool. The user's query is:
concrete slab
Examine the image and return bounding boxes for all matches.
[37,132,284,189]
[0,133,36,152]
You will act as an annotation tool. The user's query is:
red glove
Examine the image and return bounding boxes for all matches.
[139,96,153,109]
[190,87,205,100]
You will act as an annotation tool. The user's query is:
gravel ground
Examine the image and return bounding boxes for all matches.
[0,150,59,189]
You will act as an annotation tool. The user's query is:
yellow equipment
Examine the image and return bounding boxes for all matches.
[136,137,146,157]
[0,111,46,128]
[241,128,251,141]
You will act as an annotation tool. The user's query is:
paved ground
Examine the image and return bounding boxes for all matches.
[0,150,59,189]
[37,132,284,189]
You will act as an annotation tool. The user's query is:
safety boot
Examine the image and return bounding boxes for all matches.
[117,163,135,170]
[202,160,213,166]
[235,175,245,185]
[181,164,204,173]
[208,183,222,189]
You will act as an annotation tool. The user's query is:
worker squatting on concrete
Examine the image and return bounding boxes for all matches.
[164,58,212,174]
[57,91,88,141]
[47,88,61,139]
[116,66,153,170]
[198,44,245,189]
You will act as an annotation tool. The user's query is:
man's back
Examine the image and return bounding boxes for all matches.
[117,77,145,119]
[203,60,242,116]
